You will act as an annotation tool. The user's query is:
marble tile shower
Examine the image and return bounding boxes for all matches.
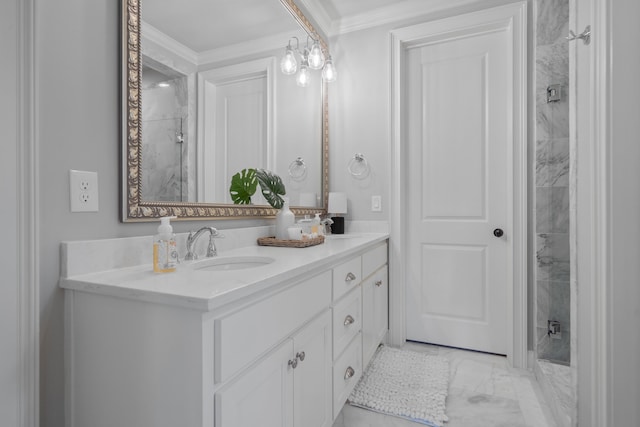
[535,0,571,365]
[141,75,193,202]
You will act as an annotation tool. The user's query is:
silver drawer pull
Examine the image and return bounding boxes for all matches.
[375,280,383,287]
[345,272,356,282]
[288,358,298,369]
[344,366,355,380]
[343,315,355,326]
[296,351,305,362]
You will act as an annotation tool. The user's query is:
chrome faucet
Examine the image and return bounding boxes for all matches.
[184,227,222,261]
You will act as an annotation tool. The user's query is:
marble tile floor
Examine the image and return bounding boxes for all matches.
[333,342,556,427]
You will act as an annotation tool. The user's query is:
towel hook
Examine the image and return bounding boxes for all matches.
[348,153,370,178]
[566,25,591,45]
[288,157,307,181]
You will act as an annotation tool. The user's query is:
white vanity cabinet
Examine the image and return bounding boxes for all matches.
[216,310,332,427]
[61,234,389,427]
[362,265,389,367]
[362,242,389,367]
[214,270,333,427]
[330,241,389,418]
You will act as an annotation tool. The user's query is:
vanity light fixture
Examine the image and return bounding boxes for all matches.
[296,59,311,87]
[308,39,325,70]
[280,36,337,84]
[322,55,337,83]
[280,38,298,75]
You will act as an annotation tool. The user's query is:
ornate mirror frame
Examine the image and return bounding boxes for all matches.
[121,0,329,221]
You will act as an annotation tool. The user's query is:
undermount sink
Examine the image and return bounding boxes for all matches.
[188,256,275,272]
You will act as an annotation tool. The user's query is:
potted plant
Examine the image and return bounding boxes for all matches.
[229,168,293,239]
[229,168,286,208]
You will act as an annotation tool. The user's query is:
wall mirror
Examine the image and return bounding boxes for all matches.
[121,0,329,221]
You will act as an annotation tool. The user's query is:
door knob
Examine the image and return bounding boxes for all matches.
[493,228,504,238]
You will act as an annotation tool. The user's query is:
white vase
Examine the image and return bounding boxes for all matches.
[275,199,295,240]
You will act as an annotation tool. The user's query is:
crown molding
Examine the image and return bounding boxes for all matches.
[297,0,334,38]
[302,0,483,36]
[141,20,297,69]
[198,31,294,67]
[141,20,199,66]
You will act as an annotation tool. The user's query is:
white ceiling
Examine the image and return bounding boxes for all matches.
[142,0,476,54]
[142,0,303,53]
[306,0,409,22]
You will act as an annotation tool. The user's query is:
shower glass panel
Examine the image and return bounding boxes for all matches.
[141,70,193,202]
[535,0,571,366]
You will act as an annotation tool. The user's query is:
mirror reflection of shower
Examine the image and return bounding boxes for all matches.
[140,56,195,202]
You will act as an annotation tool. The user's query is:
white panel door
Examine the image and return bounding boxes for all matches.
[405,28,511,354]
[209,77,267,202]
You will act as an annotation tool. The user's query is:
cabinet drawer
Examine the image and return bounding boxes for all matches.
[332,333,362,419]
[216,270,332,383]
[332,256,362,301]
[362,241,388,279]
[362,265,389,368]
[332,287,362,360]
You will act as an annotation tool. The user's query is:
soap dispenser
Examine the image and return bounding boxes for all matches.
[312,213,322,236]
[153,216,178,273]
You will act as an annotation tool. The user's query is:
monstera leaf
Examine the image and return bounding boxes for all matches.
[229,168,258,204]
[255,168,286,209]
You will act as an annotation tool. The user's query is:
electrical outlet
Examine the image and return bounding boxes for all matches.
[371,195,382,212]
[70,170,99,212]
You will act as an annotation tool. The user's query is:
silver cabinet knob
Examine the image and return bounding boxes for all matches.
[296,351,305,362]
[343,315,355,326]
[344,366,355,380]
[345,272,356,282]
[288,358,298,369]
[375,280,383,287]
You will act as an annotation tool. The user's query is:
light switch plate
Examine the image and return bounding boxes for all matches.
[70,170,99,212]
[371,195,382,212]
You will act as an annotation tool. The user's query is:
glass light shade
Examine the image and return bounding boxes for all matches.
[308,41,325,70]
[280,46,297,75]
[296,63,310,87]
[322,57,337,82]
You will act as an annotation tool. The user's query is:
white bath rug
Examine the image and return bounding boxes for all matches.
[348,346,449,426]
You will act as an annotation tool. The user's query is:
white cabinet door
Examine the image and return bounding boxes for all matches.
[362,266,389,367]
[293,310,332,427]
[216,310,332,427]
[216,340,294,427]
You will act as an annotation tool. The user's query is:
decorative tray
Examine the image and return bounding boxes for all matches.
[257,235,325,248]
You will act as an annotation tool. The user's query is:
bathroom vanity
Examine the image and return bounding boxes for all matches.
[60,231,388,427]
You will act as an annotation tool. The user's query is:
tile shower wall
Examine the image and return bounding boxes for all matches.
[141,75,192,202]
[535,0,570,364]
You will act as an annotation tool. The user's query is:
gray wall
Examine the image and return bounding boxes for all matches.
[37,2,265,425]
[610,0,640,424]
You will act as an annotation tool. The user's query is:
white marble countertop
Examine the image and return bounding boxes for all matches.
[60,233,389,312]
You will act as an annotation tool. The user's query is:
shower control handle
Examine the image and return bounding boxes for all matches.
[493,228,504,238]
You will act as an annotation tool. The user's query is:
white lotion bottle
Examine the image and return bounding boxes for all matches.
[276,198,295,240]
[153,216,178,273]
